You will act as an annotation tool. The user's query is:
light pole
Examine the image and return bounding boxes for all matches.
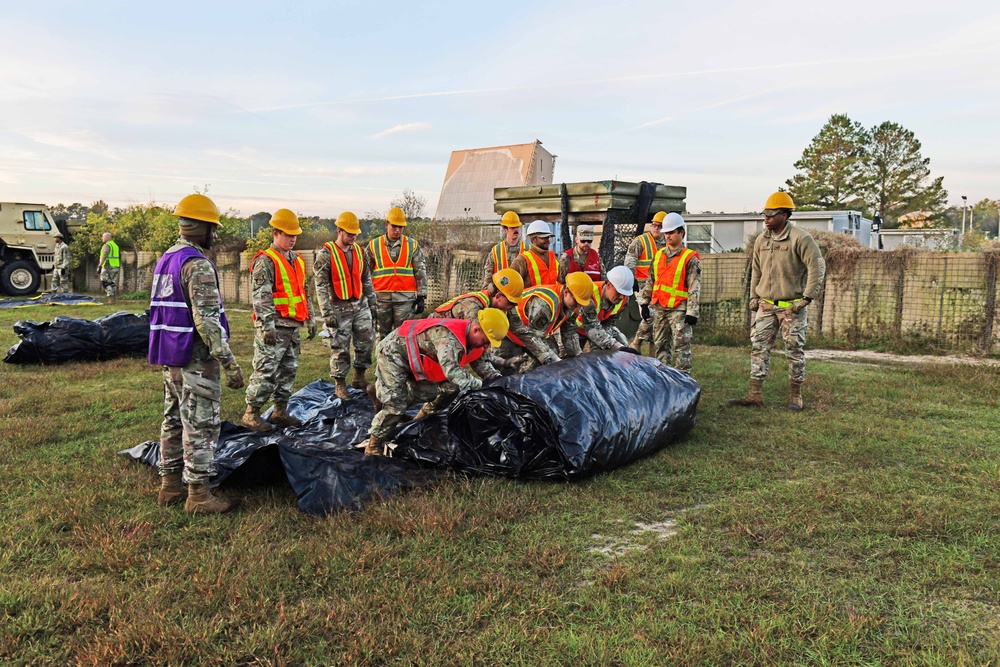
[961,195,968,237]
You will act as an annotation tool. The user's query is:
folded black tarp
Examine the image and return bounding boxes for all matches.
[122,352,700,515]
[4,311,150,364]
[0,292,100,309]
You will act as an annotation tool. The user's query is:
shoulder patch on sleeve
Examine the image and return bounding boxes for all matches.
[199,274,216,284]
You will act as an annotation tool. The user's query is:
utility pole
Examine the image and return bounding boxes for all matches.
[961,195,968,247]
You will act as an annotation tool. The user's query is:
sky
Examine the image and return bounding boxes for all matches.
[1,0,998,219]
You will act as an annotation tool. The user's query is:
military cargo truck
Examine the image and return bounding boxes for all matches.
[0,202,80,296]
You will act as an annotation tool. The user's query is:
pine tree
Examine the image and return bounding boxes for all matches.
[785,114,869,210]
[862,122,947,227]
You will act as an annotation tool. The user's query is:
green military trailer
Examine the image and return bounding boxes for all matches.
[494,180,686,340]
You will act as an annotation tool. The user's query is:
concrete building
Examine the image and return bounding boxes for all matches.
[680,210,874,253]
[434,140,555,221]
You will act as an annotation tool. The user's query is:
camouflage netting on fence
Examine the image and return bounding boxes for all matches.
[76,236,1000,354]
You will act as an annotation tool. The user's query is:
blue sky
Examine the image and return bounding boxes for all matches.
[2,0,997,218]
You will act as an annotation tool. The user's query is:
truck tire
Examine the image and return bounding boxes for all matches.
[1,260,41,296]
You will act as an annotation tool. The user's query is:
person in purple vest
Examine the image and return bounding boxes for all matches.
[148,193,246,514]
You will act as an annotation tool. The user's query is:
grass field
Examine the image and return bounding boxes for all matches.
[1,299,998,666]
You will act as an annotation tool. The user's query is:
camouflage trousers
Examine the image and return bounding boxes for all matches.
[652,306,693,373]
[750,303,808,382]
[631,317,653,346]
[159,354,221,485]
[375,296,418,338]
[51,268,71,293]
[100,266,119,297]
[325,300,374,379]
[245,325,300,409]
[369,333,456,439]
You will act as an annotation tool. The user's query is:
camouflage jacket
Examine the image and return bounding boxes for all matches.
[364,235,428,302]
[624,233,666,306]
[639,245,702,317]
[175,238,236,367]
[481,240,524,289]
[577,286,626,351]
[508,243,556,286]
[314,241,376,318]
[54,241,71,269]
[750,223,825,302]
[250,243,314,330]
[510,294,581,362]
[406,324,500,388]
[556,247,605,284]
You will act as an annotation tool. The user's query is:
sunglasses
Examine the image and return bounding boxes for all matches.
[579,239,592,244]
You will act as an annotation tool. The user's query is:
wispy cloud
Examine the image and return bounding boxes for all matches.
[369,122,431,140]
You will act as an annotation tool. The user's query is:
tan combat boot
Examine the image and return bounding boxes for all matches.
[334,378,351,400]
[363,436,385,457]
[270,401,303,427]
[351,367,370,391]
[728,379,764,407]
[242,405,274,433]
[787,380,804,412]
[157,471,186,507]
[108,296,116,305]
[185,483,240,514]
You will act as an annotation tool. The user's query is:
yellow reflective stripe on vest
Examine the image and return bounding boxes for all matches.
[326,241,362,298]
[518,286,562,335]
[106,240,120,268]
[265,249,307,318]
[636,233,655,269]
[523,252,546,286]
[438,291,489,313]
[370,236,416,277]
[492,241,528,272]
[652,248,693,308]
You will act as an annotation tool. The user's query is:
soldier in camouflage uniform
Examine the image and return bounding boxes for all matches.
[494,273,594,374]
[556,224,604,284]
[242,209,317,433]
[576,266,640,353]
[639,214,700,373]
[729,193,825,411]
[366,207,428,337]
[625,211,667,353]
[148,193,245,514]
[436,268,525,371]
[364,309,508,456]
[482,211,527,289]
[51,233,71,293]
[314,211,376,400]
[98,232,120,303]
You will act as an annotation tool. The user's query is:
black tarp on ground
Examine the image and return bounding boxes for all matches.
[4,311,150,364]
[121,352,700,515]
[0,293,101,309]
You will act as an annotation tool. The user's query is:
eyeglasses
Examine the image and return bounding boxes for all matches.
[579,239,592,244]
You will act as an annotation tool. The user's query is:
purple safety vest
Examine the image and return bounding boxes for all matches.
[148,245,230,367]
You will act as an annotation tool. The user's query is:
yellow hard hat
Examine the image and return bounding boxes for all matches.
[477,307,509,348]
[763,192,795,211]
[386,207,407,227]
[174,194,221,225]
[336,211,361,234]
[492,268,523,304]
[500,211,521,228]
[269,208,302,235]
[651,211,667,224]
[565,272,594,306]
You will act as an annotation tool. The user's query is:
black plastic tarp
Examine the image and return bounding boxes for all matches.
[4,311,150,364]
[0,293,100,309]
[122,352,700,515]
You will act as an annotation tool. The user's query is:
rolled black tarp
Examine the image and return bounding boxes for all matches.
[4,311,150,364]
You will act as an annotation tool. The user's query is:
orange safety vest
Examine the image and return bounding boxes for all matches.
[369,235,418,293]
[251,248,310,322]
[324,241,363,300]
[519,248,558,287]
[398,318,484,382]
[491,240,528,274]
[634,233,657,280]
[435,290,489,317]
[651,248,699,309]
[507,284,568,347]
[576,281,627,332]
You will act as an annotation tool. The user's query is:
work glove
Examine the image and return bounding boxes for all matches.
[749,298,760,312]
[684,315,698,326]
[620,346,641,355]
[307,318,317,340]
[412,296,426,314]
[224,362,245,390]
[789,298,810,315]
[640,304,651,322]
[262,329,278,346]
[325,315,337,329]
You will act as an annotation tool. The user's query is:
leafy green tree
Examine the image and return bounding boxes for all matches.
[786,114,869,209]
[863,121,947,227]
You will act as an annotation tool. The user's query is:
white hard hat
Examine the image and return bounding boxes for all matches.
[525,220,554,237]
[663,212,685,232]
[607,265,634,296]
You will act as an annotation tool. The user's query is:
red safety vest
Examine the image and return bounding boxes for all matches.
[435,291,489,317]
[634,233,657,281]
[491,240,528,274]
[251,248,310,322]
[398,318,484,382]
[519,248,558,287]
[576,281,627,333]
[564,247,602,281]
[651,248,699,309]
[507,284,568,347]
[324,241,363,300]
[370,235,418,293]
